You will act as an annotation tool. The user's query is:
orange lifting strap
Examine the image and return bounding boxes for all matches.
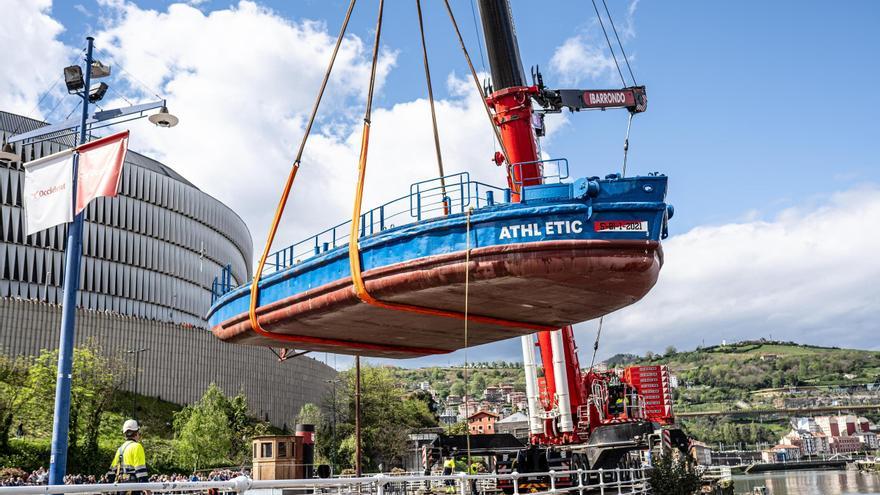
[247,0,357,341]
[346,0,553,334]
[247,0,552,347]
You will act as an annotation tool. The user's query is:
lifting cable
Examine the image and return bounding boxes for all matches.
[441,0,511,166]
[416,0,448,211]
[587,316,604,372]
[590,0,627,88]
[601,0,637,86]
[590,0,639,178]
[346,0,552,333]
[247,0,357,337]
[464,209,473,469]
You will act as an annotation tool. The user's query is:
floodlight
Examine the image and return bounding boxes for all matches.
[148,106,179,128]
[64,65,84,93]
[90,60,111,79]
[88,82,109,103]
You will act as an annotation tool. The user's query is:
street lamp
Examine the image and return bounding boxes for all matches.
[149,106,179,128]
[126,348,150,420]
[6,36,180,487]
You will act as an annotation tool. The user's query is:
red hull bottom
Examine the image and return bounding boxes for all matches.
[212,240,662,358]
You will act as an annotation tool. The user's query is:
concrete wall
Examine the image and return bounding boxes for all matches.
[0,297,336,427]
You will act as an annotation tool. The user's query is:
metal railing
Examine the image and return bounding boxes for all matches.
[261,173,509,274]
[508,159,570,187]
[0,468,651,495]
[210,173,511,302]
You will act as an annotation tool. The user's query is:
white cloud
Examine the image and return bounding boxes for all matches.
[0,0,72,115]
[387,186,880,367]
[549,36,620,86]
[593,185,880,357]
[90,1,404,249]
[549,0,638,87]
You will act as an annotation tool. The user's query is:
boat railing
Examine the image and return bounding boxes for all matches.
[211,173,511,302]
[0,468,653,495]
[261,173,510,272]
[211,160,580,302]
[508,158,570,186]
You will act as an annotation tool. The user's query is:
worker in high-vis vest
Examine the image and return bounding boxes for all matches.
[442,457,456,493]
[106,419,149,489]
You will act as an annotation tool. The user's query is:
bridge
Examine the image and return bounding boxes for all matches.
[676,403,880,418]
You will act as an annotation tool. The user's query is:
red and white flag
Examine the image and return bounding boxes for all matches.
[23,149,75,236]
[75,130,129,214]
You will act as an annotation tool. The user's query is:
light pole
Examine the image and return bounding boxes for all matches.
[126,348,149,419]
[47,37,95,486]
[5,36,180,486]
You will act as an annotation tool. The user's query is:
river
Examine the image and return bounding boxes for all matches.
[733,469,880,494]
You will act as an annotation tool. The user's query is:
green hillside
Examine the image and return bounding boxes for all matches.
[393,362,526,401]
[609,340,880,410]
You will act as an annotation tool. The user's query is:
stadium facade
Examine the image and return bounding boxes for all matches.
[0,111,335,426]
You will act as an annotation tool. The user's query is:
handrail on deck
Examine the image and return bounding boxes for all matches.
[508,158,570,186]
[211,159,573,302]
[0,467,652,495]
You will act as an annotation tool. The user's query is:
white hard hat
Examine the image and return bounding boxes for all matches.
[122,419,140,434]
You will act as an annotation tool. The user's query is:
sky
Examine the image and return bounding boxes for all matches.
[1,0,878,370]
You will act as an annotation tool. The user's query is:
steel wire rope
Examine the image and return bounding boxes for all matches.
[94,46,164,100]
[9,48,85,135]
[467,0,499,162]
[601,0,637,86]
[441,0,511,166]
[416,0,448,210]
[464,208,473,474]
[246,0,358,338]
[589,0,627,88]
[587,316,604,372]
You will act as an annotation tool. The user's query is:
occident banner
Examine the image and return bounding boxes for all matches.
[75,130,129,214]
[23,149,75,236]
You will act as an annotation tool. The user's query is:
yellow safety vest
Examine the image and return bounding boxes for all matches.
[110,440,148,481]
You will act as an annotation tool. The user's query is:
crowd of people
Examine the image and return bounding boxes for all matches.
[0,467,247,487]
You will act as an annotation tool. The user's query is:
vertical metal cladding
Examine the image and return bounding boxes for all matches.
[0,111,335,425]
[0,111,252,327]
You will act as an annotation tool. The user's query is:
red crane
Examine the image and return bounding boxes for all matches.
[475,0,687,483]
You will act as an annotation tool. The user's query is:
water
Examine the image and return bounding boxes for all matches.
[733,469,880,494]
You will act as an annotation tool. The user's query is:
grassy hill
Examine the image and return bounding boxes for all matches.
[392,341,880,445]
[607,340,880,410]
[392,362,526,402]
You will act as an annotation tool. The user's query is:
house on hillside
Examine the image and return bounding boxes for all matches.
[468,410,500,435]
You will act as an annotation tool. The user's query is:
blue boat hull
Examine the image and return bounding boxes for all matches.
[208,175,671,358]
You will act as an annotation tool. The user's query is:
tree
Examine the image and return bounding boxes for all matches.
[296,403,324,426]
[173,384,233,471]
[648,451,700,495]
[444,422,468,435]
[450,381,466,397]
[21,341,125,470]
[321,365,439,472]
[0,351,28,450]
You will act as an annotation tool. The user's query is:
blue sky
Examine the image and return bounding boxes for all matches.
[3,0,879,369]
[42,0,880,229]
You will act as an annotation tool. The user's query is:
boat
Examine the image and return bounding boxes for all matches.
[207,166,671,358]
[207,0,673,358]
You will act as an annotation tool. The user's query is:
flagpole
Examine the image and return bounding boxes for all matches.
[48,36,93,486]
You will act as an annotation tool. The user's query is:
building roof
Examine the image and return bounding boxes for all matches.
[468,410,500,420]
[497,412,528,424]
